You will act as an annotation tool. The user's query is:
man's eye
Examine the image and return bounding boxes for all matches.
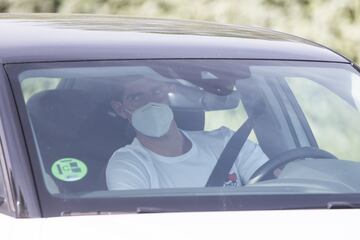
[153,89,163,96]
[130,95,141,101]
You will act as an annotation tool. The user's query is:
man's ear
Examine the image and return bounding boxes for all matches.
[111,100,129,119]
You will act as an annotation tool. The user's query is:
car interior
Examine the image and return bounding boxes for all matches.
[27,87,207,193]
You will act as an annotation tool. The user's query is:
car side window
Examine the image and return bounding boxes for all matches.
[287,76,360,161]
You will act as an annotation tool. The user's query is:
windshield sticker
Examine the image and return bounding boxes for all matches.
[51,158,88,182]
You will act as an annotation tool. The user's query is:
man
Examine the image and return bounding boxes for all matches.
[106,75,268,190]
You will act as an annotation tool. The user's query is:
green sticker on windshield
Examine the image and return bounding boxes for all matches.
[51,158,88,182]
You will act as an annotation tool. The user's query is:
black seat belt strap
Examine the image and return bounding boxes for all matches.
[206,117,255,187]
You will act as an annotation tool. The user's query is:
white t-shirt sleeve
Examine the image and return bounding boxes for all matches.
[106,151,150,190]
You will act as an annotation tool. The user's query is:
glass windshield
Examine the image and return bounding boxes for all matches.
[6,60,360,215]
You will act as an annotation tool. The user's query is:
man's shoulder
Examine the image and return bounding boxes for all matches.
[108,139,149,164]
[185,126,259,150]
[185,126,234,140]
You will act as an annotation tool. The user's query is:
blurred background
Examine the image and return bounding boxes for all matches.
[0,0,359,63]
[2,0,360,161]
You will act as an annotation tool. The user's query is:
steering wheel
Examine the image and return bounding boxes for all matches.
[248,147,337,184]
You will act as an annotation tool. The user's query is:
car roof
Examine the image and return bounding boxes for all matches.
[0,14,349,64]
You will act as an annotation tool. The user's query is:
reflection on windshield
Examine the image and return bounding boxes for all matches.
[6,60,360,202]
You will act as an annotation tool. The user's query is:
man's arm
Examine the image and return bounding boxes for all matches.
[235,140,269,184]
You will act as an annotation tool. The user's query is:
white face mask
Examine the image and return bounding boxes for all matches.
[129,102,174,138]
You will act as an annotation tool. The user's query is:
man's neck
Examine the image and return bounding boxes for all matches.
[136,122,192,157]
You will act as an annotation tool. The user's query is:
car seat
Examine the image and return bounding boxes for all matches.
[27,89,204,193]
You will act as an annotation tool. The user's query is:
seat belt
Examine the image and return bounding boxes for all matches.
[206,117,255,187]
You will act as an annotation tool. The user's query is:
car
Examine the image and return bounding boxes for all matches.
[0,13,360,239]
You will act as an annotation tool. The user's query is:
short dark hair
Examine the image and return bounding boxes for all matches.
[110,74,147,102]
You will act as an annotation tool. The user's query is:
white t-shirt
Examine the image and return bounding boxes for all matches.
[106,127,268,190]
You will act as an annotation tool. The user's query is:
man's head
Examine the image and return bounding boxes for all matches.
[111,75,176,138]
[111,75,174,118]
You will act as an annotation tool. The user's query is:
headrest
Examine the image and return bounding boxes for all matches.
[27,89,100,140]
[173,108,204,131]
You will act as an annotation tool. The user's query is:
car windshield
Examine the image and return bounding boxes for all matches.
[5,60,360,215]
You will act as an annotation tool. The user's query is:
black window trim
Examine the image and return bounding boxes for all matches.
[0,64,42,218]
[279,79,319,148]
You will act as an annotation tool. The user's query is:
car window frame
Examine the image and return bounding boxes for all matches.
[0,69,15,217]
[277,78,318,147]
[5,59,360,217]
[0,64,42,218]
[0,137,12,216]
